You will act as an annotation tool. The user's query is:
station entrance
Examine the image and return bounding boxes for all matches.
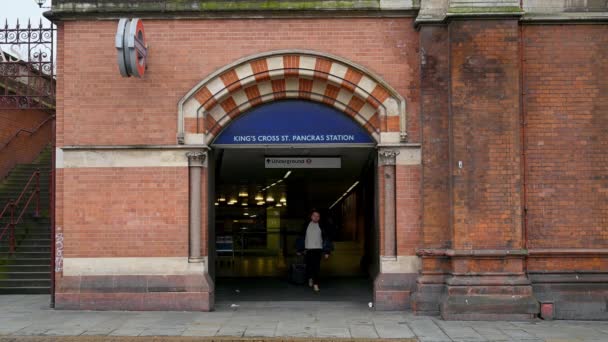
[207,100,379,304]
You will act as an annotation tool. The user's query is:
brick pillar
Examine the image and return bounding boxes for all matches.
[412,23,451,317]
[374,147,421,311]
[440,19,538,320]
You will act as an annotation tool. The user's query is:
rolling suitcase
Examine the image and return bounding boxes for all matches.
[288,254,307,285]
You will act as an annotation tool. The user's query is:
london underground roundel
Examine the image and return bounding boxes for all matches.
[115,18,148,78]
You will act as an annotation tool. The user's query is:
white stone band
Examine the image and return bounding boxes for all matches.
[62,257,207,276]
[57,148,208,168]
[380,256,421,274]
[396,146,421,166]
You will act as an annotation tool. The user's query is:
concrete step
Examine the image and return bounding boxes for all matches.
[0,185,50,189]
[0,252,51,260]
[7,170,51,175]
[1,233,51,242]
[0,278,51,287]
[13,231,52,238]
[0,147,53,292]
[17,227,52,234]
[0,246,51,253]
[0,226,51,234]
[0,286,50,294]
[0,239,52,247]
[0,258,50,266]
[0,271,50,280]
[0,191,50,196]
[0,264,51,272]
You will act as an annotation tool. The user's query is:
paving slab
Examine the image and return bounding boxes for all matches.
[408,319,452,342]
[0,296,607,342]
[434,320,486,342]
[349,324,379,339]
[243,327,277,337]
[316,327,351,338]
[180,327,221,336]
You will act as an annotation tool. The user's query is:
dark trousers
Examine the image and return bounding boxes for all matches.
[305,249,322,285]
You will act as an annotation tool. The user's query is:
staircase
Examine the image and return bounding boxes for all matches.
[0,145,52,294]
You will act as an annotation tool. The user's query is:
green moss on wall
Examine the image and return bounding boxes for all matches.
[57,0,387,12]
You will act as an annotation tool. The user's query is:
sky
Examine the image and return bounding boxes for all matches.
[1,0,51,26]
[1,0,53,63]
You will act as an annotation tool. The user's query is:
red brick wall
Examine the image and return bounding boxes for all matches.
[523,25,608,251]
[396,165,421,255]
[0,109,52,179]
[0,109,47,140]
[56,18,420,147]
[450,20,523,251]
[60,167,189,257]
[420,25,451,250]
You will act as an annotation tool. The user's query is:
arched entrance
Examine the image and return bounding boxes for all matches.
[177,49,407,145]
[179,50,410,310]
[209,99,378,303]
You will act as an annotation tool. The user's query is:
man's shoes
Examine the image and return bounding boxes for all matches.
[313,284,320,292]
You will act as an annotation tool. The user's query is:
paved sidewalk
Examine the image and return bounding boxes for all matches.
[1,296,607,341]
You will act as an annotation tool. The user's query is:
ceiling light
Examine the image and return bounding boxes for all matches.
[346,181,360,193]
[214,202,219,206]
[218,196,226,202]
[266,195,275,202]
[257,201,265,206]
[279,196,287,203]
[238,191,248,197]
[242,202,248,206]
[329,181,360,210]
[243,212,249,216]
[255,193,264,201]
[284,171,292,179]
[276,203,282,207]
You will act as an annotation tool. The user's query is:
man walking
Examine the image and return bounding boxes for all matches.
[302,209,332,292]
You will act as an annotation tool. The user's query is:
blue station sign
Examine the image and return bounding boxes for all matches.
[212,100,375,145]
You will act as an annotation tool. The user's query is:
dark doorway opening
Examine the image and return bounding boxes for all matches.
[209,147,377,304]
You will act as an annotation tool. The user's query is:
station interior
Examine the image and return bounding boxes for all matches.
[210,147,377,302]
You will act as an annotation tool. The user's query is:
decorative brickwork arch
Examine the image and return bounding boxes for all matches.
[177,50,407,145]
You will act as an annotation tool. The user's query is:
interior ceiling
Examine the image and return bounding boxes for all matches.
[215,147,374,208]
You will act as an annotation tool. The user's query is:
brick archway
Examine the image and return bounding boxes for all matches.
[178,50,407,145]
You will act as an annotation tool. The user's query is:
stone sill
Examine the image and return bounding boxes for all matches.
[521,12,608,22]
[60,145,208,150]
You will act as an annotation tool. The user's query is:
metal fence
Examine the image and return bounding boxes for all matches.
[0,19,55,109]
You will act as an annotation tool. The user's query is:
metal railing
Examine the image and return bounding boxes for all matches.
[1,19,55,110]
[216,229,306,257]
[0,115,54,179]
[0,115,54,151]
[0,170,40,253]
